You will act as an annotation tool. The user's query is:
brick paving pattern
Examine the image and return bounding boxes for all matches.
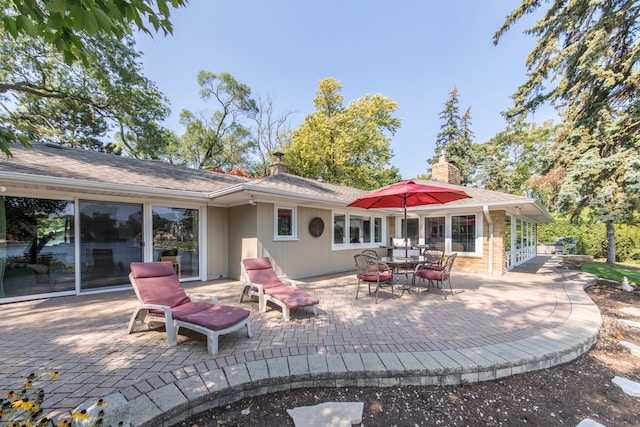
[0,256,600,426]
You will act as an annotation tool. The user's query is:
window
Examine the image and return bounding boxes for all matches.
[451,215,476,253]
[275,206,296,239]
[425,216,445,250]
[505,216,512,252]
[349,215,371,243]
[333,213,383,247]
[374,218,383,243]
[401,218,419,245]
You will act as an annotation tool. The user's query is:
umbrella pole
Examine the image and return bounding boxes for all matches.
[403,197,408,258]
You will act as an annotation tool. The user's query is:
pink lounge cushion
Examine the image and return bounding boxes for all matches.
[358,272,393,282]
[264,285,319,308]
[243,258,285,289]
[131,262,189,307]
[175,304,250,331]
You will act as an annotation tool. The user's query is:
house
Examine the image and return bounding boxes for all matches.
[0,143,552,303]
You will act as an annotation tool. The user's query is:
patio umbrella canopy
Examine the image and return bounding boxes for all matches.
[348,180,471,257]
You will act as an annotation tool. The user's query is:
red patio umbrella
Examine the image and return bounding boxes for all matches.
[348,180,471,257]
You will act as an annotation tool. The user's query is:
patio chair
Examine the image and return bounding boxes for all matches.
[354,253,395,303]
[128,261,252,355]
[422,249,444,266]
[240,257,319,321]
[414,253,457,298]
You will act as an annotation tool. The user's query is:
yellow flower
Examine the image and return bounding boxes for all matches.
[49,371,61,378]
[23,380,34,388]
[27,373,37,380]
[57,420,71,427]
[71,409,89,421]
[11,397,34,410]
[96,398,106,406]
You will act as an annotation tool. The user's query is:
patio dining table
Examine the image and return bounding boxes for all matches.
[379,256,430,293]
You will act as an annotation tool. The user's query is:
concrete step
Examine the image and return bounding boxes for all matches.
[612,376,640,397]
[287,402,364,427]
[618,340,640,356]
[575,418,607,427]
[618,318,640,329]
[618,307,640,317]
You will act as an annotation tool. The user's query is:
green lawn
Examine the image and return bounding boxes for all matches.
[580,260,640,284]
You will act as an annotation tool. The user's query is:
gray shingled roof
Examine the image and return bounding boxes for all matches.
[1,142,248,194]
[0,142,552,222]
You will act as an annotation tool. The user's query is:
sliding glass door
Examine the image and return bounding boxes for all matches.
[152,206,199,279]
[79,201,143,290]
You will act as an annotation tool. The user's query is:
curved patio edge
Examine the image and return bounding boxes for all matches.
[128,268,602,427]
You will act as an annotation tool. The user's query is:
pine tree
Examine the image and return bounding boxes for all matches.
[495,0,640,264]
[429,87,475,184]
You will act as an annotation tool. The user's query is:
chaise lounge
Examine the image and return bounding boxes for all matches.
[240,257,319,321]
[128,261,252,355]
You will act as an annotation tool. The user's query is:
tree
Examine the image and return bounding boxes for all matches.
[475,121,556,197]
[170,71,258,171]
[429,87,475,184]
[1,31,172,156]
[495,0,640,264]
[0,0,186,156]
[250,93,294,177]
[285,78,401,190]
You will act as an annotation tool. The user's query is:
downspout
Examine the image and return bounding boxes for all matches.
[483,206,493,275]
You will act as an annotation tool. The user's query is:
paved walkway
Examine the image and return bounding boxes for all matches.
[0,256,601,426]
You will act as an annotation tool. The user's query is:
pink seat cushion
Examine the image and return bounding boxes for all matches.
[131,262,189,307]
[264,285,320,308]
[243,257,285,289]
[176,304,250,331]
[358,272,393,282]
[417,269,449,280]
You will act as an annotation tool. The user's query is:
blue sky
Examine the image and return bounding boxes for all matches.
[135,0,556,179]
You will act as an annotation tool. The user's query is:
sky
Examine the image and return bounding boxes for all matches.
[134,0,557,179]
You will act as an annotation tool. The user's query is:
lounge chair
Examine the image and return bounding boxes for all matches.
[240,257,319,321]
[128,261,252,355]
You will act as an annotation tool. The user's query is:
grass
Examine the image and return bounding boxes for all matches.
[579,260,640,284]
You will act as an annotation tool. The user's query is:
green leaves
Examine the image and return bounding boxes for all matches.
[286,78,401,190]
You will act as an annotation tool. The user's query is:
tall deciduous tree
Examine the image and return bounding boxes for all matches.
[250,93,294,177]
[0,31,172,156]
[171,71,258,171]
[285,78,401,190]
[495,0,640,264]
[429,87,475,184]
[0,0,187,156]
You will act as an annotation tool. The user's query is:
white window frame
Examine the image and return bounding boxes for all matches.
[421,212,483,257]
[274,205,297,240]
[331,211,385,250]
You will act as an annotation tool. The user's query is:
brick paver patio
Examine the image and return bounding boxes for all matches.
[0,256,601,426]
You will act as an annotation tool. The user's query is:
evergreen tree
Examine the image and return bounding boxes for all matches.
[496,0,640,264]
[429,87,475,184]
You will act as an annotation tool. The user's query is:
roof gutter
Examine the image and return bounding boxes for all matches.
[483,205,494,275]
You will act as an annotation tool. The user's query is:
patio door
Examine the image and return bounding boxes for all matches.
[79,201,143,290]
[151,206,199,279]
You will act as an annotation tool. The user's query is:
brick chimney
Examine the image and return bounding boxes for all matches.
[269,151,289,175]
[431,151,461,185]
